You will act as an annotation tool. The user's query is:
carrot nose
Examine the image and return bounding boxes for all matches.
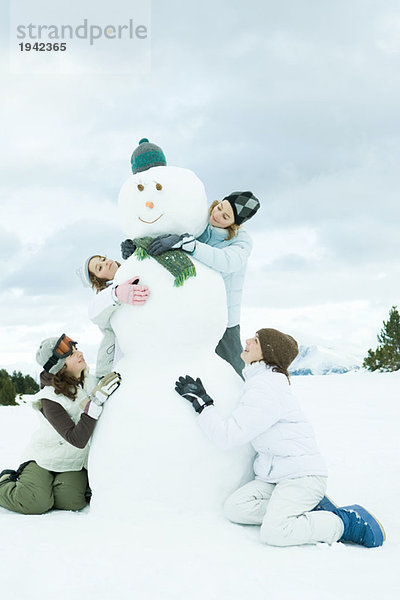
[145,201,154,209]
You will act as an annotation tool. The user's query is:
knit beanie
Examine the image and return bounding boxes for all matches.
[36,337,75,375]
[223,191,260,226]
[77,255,97,288]
[131,138,167,174]
[256,328,299,372]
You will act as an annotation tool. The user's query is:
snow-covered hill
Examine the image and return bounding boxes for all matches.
[0,371,399,600]
[291,344,362,375]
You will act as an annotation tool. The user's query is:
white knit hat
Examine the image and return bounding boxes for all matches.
[76,255,98,287]
[36,335,77,375]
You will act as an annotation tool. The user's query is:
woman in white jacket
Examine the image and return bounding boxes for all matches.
[0,334,120,514]
[175,328,385,548]
[78,255,150,377]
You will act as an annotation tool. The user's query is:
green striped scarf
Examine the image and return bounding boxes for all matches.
[132,237,196,287]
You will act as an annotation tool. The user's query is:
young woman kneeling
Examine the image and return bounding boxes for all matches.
[0,334,120,515]
[175,328,385,548]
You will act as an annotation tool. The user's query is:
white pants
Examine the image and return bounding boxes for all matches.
[224,476,344,546]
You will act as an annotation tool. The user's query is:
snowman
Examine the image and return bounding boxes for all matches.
[89,139,253,515]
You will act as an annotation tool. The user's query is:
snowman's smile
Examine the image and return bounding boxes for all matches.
[138,214,164,224]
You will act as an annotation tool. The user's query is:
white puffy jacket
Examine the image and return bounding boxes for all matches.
[88,285,123,378]
[21,372,98,472]
[198,362,327,483]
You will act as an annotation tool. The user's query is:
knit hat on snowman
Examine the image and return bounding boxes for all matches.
[131,138,167,174]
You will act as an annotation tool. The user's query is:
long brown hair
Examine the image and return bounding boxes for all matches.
[269,364,291,384]
[52,366,84,400]
[209,201,240,241]
[89,255,121,293]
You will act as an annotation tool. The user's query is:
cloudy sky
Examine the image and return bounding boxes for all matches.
[1,0,399,375]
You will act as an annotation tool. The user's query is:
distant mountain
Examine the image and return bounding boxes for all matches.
[290,344,361,376]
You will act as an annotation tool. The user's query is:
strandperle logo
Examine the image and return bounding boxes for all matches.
[16,18,148,46]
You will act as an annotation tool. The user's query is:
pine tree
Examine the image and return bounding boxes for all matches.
[21,373,40,395]
[11,370,25,394]
[11,370,39,395]
[363,306,400,372]
[0,370,17,406]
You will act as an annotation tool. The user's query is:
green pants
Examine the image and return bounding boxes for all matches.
[215,325,245,380]
[0,461,89,515]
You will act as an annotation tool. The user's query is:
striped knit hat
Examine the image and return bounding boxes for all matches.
[131,138,167,174]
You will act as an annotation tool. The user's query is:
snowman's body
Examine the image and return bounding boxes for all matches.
[89,166,253,514]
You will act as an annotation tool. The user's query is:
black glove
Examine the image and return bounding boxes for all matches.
[121,239,137,260]
[175,375,214,414]
[147,233,196,257]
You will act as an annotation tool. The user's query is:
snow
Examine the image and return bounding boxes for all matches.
[291,344,361,375]
[88,162,253,514]
[1,161,397,598]
[1,370,399,600]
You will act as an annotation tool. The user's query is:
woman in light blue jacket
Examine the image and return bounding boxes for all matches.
[147,191,260,378]
[175,328,386,548]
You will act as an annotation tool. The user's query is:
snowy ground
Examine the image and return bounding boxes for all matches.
[0,370,399,600]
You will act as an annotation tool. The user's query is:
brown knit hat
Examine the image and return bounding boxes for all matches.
[256,328,299,372]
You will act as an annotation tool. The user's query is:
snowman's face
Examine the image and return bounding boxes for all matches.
[118,166,209,239]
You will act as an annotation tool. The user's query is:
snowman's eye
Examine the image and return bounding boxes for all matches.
[155,183,162,191]
[137,184,144,191]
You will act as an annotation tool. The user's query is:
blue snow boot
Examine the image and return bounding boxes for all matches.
[335,504,385,548]
[312,495,338,512]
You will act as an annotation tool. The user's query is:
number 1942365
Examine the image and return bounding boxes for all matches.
[19,42,67,51]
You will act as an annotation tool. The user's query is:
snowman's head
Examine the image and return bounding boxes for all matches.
[118,165,209,239]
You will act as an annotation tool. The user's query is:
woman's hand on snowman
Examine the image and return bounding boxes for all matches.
[85,372,121,419]
[147,233,196,257]
[121,239,137,259]
[115,277,150,306]
[175,375,214,414]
